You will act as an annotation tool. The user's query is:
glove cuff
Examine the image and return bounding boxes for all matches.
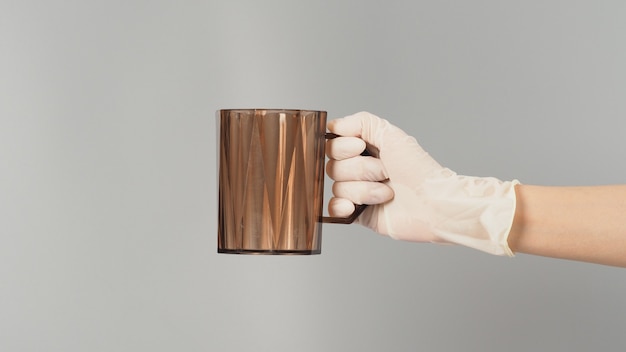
[427,176,520,256]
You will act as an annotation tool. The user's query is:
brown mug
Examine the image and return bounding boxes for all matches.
[217,109,366,255]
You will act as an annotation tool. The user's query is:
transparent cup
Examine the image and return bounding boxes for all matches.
[217,109,365,255]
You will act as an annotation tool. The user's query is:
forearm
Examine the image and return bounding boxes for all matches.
[508,184,626,267]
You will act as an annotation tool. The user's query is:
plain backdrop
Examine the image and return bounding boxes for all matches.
[2,1,626,351]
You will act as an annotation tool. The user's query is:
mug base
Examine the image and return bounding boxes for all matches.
[218,248,321,255]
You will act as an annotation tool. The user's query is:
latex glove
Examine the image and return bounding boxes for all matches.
[326,112,519,256]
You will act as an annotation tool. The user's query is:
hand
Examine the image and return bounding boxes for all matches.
[326,112,519,256]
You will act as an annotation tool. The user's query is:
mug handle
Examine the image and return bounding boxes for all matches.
[321,133,371,224]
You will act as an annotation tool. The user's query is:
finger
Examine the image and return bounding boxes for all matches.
[326,156,388,181]
[332,181,394,205]
[328,197,355,218]
[325,137,366,160]
[327,111,408,150]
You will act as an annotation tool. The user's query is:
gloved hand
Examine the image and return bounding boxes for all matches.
[326,111,520,256]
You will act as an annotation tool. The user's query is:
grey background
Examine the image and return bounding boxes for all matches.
[2,1,626,351]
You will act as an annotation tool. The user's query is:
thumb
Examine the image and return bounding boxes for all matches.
[327,111,403,151]
[328,112,445,181]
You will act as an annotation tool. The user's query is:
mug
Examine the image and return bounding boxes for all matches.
[217,109,366,255]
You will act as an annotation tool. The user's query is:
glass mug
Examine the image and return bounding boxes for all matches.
[217,109,367,254]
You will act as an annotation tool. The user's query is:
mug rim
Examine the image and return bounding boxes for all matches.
[219,108,327,114]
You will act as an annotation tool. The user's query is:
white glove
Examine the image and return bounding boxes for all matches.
[326,112,520,256]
